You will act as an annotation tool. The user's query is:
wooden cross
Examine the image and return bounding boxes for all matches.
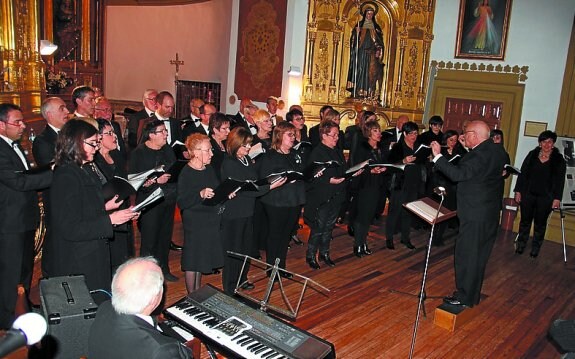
[169,53,184,80]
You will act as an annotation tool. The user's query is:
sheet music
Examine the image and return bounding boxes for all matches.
[404,200,445,223]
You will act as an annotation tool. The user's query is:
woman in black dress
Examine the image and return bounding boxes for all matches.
[386,121,426,250]
[220,127,285,294]
[252,109,273,153]
[94,119,133,271]
[128,120,178,281]
[514,130,566,258]
[258,122,305,277]
[44,120,136,303]
[350,121,386,257]
[304,120,347,268]
[208,112,231,180]
[178,133,223,292]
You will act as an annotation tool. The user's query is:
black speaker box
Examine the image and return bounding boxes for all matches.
[39,275,97,359]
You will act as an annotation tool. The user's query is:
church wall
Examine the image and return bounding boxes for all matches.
[430,0,575,169]
[104,0,233,108]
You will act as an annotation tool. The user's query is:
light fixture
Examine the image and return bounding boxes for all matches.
[39,40,58,56]
[287,66,301,76]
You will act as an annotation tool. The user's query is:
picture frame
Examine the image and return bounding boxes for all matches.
[524,121,548,137]
[455,0,513,60]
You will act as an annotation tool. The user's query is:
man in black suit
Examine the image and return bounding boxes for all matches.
[127,89,157,149]
[308,105,334,147]
[232,98,258,135]
[0,103,52,329]
[33,97,69,166]
[88,257,193,359]
[137,91,183,147]
[266,96,283,126]
[190,103,215,136]
[181,98,204,140]
[431,120,508,308]
[71,85,96,118]
[94,96,127,159]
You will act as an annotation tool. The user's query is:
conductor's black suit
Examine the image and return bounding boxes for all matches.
[434,139,508,306]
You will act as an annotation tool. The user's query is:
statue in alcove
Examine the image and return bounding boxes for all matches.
[346,3,385,100]
[54,0,80,61]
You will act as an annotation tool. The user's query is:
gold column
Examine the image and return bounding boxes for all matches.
[81,0,90,62]
[43,0,53,42]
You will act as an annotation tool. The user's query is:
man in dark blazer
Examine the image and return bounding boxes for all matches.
[431,120,508,308]
[232,98,258,135]
[190,103,216,136]
[33,96,70,166]
[137,91,183,147]
[0,103,52,329]
[94,96,127,159]
[88,257,193,359]
[127,89,157,149]
[181,98,204,140]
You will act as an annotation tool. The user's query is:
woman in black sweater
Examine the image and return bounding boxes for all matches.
[128,120,178,281]
[258,122,305,277]
[220,127,285,294]
[514,130,566,258]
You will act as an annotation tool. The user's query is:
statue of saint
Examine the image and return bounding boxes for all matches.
[54,0,80,62]
[346,4,385,99]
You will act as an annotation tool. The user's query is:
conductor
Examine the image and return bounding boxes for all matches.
[430,120,508,308]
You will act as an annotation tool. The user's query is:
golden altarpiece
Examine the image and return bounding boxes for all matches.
[301,0,436,128]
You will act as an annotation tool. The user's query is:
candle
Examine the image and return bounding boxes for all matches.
[73,62,77,76]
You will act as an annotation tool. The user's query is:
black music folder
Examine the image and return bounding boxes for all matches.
[203,178,259,206]
[414,144,432,160]
[345,159,370,179]
[293,141,312,151]
[369,162,409,171]
[132,187,164,212]
[504,164,521,175]
[172,140,188,160]
[303,160,340,179]
[166,160,188,183]
[102,176,136,202]
[256,170,305,186]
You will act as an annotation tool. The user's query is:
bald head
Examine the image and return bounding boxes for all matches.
[464,120,490,148]
[111,257,164,315]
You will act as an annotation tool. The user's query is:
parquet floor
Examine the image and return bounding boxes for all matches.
[159,215,575,358]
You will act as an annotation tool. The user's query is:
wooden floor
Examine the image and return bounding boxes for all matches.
[156,215,575,358]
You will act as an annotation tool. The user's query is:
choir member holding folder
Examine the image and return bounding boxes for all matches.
[177,133,225,293]
[128,120,178,281]
[386,121,426,250]
[220,127,286,294]
[349,121,386,257]
[43,120,138,303]
[258,122,305,277]
[304,120,347,269]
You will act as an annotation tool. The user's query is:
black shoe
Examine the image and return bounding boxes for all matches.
[306,257,321,270]
[240,282,255,290]
[443,295,467,307]
[401,240,416,250]
[163,272,179,282]
[280,271,293,279]
[336,217,344,225]
[347,225,355,236]
[170,242,183,251]
[353,246,363,258]
[515,247,524,254]
[320,254,336,267]
[386,239,395,250]
[530,251,539,258]
[362,244,372,255]
[291,235,304,246]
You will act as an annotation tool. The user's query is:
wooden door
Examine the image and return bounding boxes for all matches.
[443,97,503,132]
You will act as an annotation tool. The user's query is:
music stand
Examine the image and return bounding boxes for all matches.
[399,194,456,359]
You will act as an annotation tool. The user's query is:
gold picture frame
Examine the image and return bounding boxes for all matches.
[524,121,548,137]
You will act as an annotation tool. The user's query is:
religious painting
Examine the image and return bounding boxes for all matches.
[53,0,82,62]
[455,0,513,60]
[346,1,386,101]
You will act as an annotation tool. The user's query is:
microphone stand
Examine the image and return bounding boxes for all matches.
[408,189,446,359]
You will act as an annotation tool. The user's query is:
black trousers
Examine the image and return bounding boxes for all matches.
[221,217,253,295]
[306,202,341,259]
[263,205,300,270]
[0,230,35,329]
[138,199,176,273]
[455,215,499,306]
[517,192,553,253]
[353,186,380,247]
[386,187,415,243]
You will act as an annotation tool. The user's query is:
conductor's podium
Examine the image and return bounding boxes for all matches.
[434,295,487,332]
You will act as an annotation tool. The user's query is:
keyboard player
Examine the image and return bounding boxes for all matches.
[88,257,193,359]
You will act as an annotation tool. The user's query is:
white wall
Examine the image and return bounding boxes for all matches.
[104,0,232,107]
[430,0,575,167]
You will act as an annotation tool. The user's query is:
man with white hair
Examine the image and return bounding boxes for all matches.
[127,89,158,149]
[88,257,192,358]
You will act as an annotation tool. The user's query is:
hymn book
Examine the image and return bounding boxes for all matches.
[203,178,260,206]
[403,197,457,225]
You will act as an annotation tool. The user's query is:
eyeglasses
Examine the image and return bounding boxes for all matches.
[285,133,295,138]
[152,129,168,134]
[464,130,475,135]
[325,133,339,139]
[241,143,252,149]
[84,140,101,149]
[194,148,213,153]
[145,97,157,102]
[5,120,24,127]
[101,130,115,136]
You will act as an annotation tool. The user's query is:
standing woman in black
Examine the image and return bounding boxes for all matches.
[350,121,386,257]
[177,133,223,292]
[258,122,305,277]
[220,127,285,294]
[208,112,231,181]
[386,121,426,250]
[44,120,137,302]
[252,109,273,153]
[514,130,566,258]
[304,120,347,269]
[128,120,178,281]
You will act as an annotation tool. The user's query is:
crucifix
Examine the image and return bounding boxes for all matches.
[169,53,184,80]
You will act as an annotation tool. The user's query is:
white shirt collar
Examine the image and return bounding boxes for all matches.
[48,124,61,134]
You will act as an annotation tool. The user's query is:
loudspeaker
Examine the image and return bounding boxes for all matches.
[549,319,575,354]
[39,275,97,359]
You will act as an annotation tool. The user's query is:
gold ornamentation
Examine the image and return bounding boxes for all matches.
[239,0,280,90]
[430,60,529,82]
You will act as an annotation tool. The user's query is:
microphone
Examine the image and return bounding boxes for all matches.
[0,313,47,357]
[433,186,446,196]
